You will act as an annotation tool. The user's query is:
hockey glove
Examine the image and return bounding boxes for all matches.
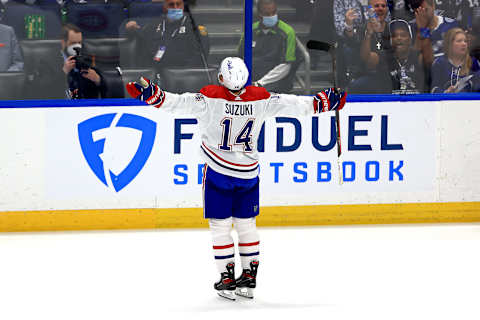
[313,88,347,113]
[126,77,165,108]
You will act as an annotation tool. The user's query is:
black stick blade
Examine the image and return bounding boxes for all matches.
[306,40,332,52]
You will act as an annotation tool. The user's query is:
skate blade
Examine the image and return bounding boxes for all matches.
[217,290,236,301]
[235,287,254,299]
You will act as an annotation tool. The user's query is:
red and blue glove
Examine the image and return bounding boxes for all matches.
[313,88,347,113]
[126,77,165,108]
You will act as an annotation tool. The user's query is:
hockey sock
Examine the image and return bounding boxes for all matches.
[233,217,260,270]
[209,217,235,273]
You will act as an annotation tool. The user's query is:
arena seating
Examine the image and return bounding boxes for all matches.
[2,2,62,39]
[0,72,26,100]
[83,38,133,71]
[127,1,163,20]
[65,2,127,38]
[20,39,66,99]
[118,68,156,98]
[1,0,326,100]
[159,68,218,93]
[102,69,125,98]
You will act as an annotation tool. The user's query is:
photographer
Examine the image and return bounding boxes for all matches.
[61,24,106,99]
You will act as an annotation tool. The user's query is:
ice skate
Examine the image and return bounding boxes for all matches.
[214,262,236,300]
[235,260,259,299]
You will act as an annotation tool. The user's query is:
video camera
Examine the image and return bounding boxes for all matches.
[72,47,91,72]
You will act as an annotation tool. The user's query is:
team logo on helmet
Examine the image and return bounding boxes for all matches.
[219,57,249,91]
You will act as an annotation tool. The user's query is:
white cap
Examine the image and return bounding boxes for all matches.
[218,57,249,91]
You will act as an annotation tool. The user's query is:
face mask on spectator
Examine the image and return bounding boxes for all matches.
[66,43,82,57]
[167,8,184,21]
[262,14,278,28]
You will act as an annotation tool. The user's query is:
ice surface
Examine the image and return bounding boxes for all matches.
[1,223,479,320]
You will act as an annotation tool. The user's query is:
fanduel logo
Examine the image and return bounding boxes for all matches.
[78,113,156,192]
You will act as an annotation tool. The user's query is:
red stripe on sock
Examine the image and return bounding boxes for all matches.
[213,243,234,249]
[239,241,260,247]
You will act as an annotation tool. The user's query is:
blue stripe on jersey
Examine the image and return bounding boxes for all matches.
[201,146,259,173]
[215,254,235,260]
[239,252,260,257]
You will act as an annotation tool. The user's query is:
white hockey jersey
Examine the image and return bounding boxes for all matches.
[158,85,316,179]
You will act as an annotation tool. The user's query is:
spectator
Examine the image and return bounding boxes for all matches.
[349,17,433,93]
[347,0,392,92]
[0,23,24,72]
[334,0,390,87]
[432,0,478,30]
[332,0,366,85]
[360,0,392,69]
[334,0,364,39]
[238,0,297,93]
[408,0,458,57]
[125,0,210,76]
[378,19,433,93]
[431,27,480,92]
[61,23,107,99]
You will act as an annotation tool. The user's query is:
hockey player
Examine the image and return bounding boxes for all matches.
[126,57,347,300]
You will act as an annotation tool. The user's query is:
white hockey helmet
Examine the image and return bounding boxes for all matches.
[218,57,249,91]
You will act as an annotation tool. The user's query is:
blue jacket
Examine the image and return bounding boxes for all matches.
[411,16,458,58]
[431,55,480,93]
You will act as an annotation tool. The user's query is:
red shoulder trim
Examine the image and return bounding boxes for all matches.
[200,85,229,99]
[200,85,271,102]
[240,86,271,101]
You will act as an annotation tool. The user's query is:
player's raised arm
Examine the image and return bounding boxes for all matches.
[126,76,207,115]
[312,88,347,113]
[126,77,165,107]
[264,88,347,118]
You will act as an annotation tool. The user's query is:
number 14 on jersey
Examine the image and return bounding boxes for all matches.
[219,118,255,152]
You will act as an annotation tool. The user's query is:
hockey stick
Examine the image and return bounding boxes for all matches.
[306,40,343,185]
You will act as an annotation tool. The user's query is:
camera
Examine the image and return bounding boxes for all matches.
[72,47,90,71]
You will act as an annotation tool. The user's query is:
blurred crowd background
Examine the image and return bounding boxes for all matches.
[1,0,480,100]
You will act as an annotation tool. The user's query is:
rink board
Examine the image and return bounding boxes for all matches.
[1,95,480,231]
[1,202,480,232]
